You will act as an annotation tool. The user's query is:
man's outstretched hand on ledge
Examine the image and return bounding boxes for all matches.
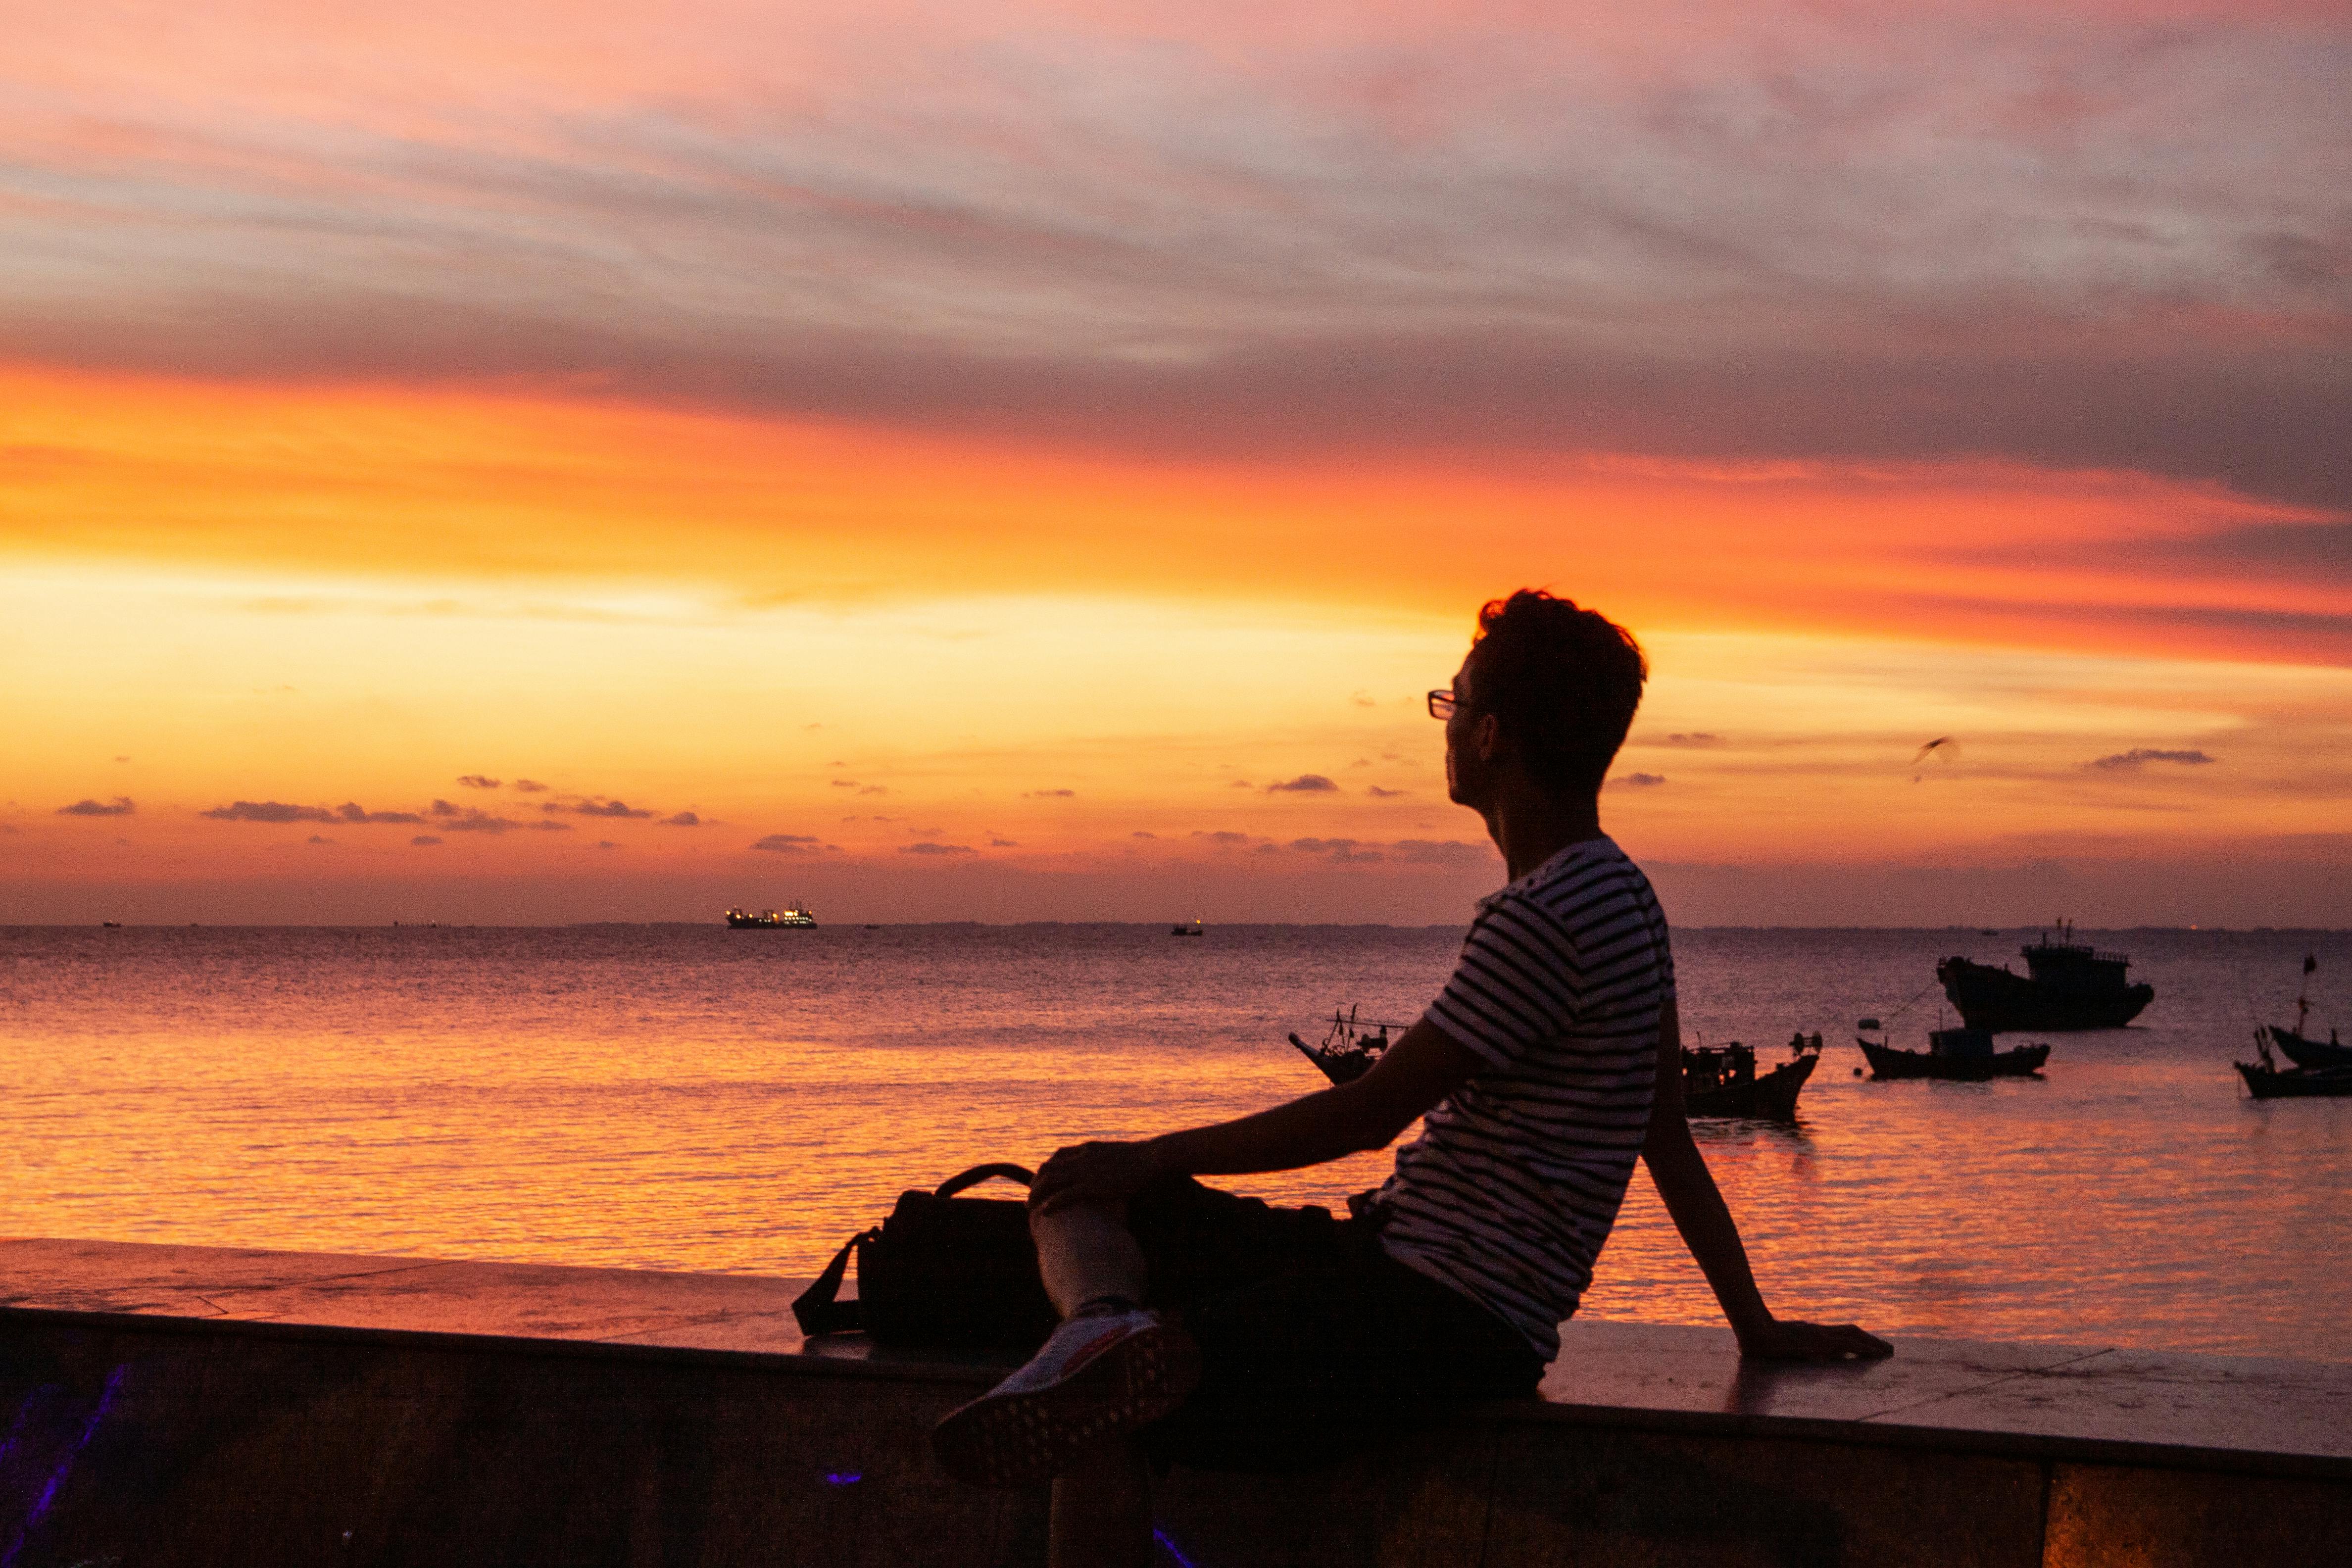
[1738,1318,1894,1362]
[1030,1139,1162,1214]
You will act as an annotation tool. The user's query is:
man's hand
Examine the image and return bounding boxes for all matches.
[1029,1140,1164,1214]
[1737,1318,1894,1362]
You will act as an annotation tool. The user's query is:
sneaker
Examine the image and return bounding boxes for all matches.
[931,1309,1201,1488]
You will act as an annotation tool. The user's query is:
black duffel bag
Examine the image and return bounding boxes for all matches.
[792,1163,1060,1349]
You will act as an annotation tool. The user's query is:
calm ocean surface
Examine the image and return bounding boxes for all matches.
[4,924,2347,1360]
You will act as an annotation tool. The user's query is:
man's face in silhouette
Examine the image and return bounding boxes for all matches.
[1443,652,1498,810]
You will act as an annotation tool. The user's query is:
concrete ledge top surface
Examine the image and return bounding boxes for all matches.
[6,1236,2348,1475]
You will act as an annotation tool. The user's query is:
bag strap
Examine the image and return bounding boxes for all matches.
[933,1163,1035,1199]
[792,1226,880,1336]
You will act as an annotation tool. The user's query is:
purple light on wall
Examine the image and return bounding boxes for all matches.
[824,1471,863,1486]
[1,1364,127,1568]
[1153,1527,1205,1568]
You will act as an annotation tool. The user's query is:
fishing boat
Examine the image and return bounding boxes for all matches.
[2237,1061,2352,1099]
[1289,1006,1396,1083]
[1936,921,2154,1030]
[2265,955,2348,1068]
[725,903,816,929]
[1681,1039,1818,1119]
[2237,1023,2352,1097]
[1857,1026,2050,1081]
[2270,1027,2352,1069]
[1171,921,1204,937]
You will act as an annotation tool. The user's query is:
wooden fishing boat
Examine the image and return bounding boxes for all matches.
[2237,1061,2352,1099]
[1170,921,1204,937]
[1289,1007,1395,1084]
[2268,1026,2352,1070]
[1857,1027,2050,1081]
[2266,956,2346,1067]
[1681,1041,1817,1120]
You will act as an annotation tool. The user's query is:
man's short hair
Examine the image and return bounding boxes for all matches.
[1468,590,1648,796]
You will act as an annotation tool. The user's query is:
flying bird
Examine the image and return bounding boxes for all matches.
[1911,735,1960,784]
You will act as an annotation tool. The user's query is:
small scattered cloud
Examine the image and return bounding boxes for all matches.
[430,800,530,833]
[1613,773,1668,788]
[1289,836,1383,862]
[1256,842,1280,854]
[1350,691,1378,708]
[202,800,335,823]
[831,779,860,789]
[1661,733,1724,747]
[1230,780,1255,789]
[751,833,840,854]
[1192,830,1252,845]
[1366,786,1407,798]
[530,820,574,832]
[56,796,135,816]
[901,841,976,855]
[112,755,130,763]
[410,834,443,846]
[338,801,427,825]
[659,811,703,827]
[988,835,1019,847]
[1132,830,1159,839]
[1026,788,1077,798]
[596,839,622,849]
[859,785,889,796]
[306,834,333,844]
[512,779,549,793]
[1267,775,1339,793]
[803,722,824,731]
[1387,839,1493,866]
[571,798,654,819]
[2089,748,2217,771]
[456,775,501,789]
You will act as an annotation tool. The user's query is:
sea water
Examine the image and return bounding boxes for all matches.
[3,924,2346,1360]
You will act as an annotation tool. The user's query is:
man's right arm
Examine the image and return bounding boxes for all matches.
[1642,995,1893,1361]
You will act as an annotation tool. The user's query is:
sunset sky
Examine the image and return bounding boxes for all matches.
[5,0,2347,925]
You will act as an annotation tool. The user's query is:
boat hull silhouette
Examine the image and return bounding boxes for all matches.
[1858,1033,2049,1081]
[2268,1026,2352,1071]
[2237,1062,2352,1099]
[1681,1045,1816,1120]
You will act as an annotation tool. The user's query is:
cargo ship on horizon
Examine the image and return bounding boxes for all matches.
[725,904,816,929]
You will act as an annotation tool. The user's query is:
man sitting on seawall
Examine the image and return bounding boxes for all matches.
[931,589,1892,1564]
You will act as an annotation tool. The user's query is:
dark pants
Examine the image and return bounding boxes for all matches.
[1122,1176,1542,1472]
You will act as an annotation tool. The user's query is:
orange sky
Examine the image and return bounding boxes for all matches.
[4,2,2347,924]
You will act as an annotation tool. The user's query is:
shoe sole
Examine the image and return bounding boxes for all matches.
[931,1322,1202,1489]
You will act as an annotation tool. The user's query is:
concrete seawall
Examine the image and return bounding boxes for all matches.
[2,1237,2346,1566]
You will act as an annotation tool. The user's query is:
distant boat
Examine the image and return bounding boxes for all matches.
[100,920,121,929]
[1171,921,1204,937]
[1857,1027,2050,1080]
[1936,921,2153,1030]
[726,904,816,929]
[1681,1039,1818,1119]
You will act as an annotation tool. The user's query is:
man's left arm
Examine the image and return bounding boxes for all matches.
[1642,995,1894,1361]
[1028,1020,1481,1213]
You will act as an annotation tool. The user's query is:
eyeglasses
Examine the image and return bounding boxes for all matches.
[1426,689,1458,720]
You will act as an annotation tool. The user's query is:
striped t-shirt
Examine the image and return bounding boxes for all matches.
[1367,836,1671,1360]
